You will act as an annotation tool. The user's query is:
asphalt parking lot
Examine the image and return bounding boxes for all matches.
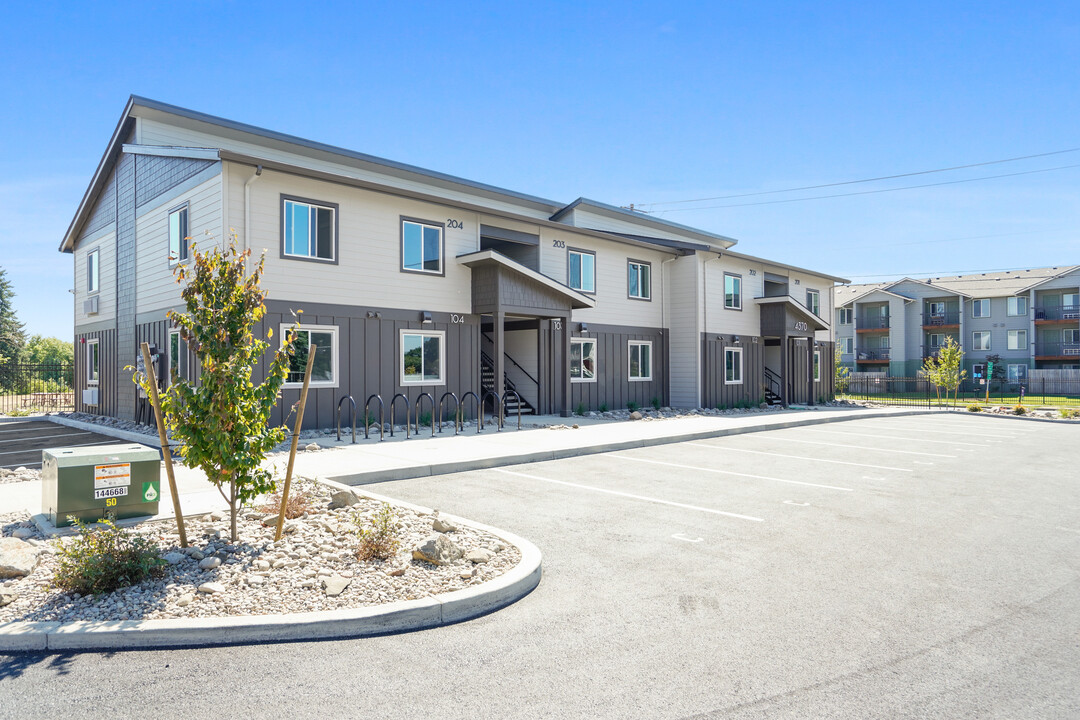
[0,420,131,470]
[3,413,1079,719]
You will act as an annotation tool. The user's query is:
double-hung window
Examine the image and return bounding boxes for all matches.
[169,330,189,384]
[1007,330,1026,351]
[401,219,443,274]
[628,261,651,300]
[972,298,990,318]
[929,333,945,348]
[840,337,854,354]
[168,204,189,263]
[86,339,99,385]
[837,307,852,325]
[281,325,338,387]
[806,289,820,317]
[724,273,742,310]
[283,197,336,262]
[724,347,743,384]
[628,341,652,381]
[973,331,991,351]
[1007,296,1027,316]
[87,249,100,295]
[568,249,596,293]
[400,330,444,385]
[570,338,597,382]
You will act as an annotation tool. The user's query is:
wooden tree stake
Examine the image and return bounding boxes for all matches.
[275,344,316,542]
[141,341,188,547]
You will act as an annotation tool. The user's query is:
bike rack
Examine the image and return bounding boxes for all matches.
[364,394,384,442]
[460,391,481,433]
[336,396,357,443]
[502,389,522,431]
[481,390,503,432]
[413,392,436,437]
[388,393,411,438]
[438,391,460,435]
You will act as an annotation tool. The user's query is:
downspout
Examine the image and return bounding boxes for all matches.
[243,165,263,260]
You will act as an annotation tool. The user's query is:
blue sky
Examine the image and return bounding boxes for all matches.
[1,1,1078,338]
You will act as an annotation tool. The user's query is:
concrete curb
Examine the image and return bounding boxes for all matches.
[938,409,1080,425]
[43,414,175,449]
[0,487,541,653]
[326,408,938,486]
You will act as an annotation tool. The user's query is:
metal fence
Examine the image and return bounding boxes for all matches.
[0,363,75,414]
[840,374,1080,408]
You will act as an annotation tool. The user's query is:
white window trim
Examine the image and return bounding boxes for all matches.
[280,324,339,388]
[628,260,651,300]
[1007,364,1027,381]
[724,347,743,385]
[398,329,446,386]
[401,219,444,275]
[806,289,821,317]
[1007,296,1027,316]
[1007,330,1027,351]
[840,337,854,354]
[168,204,189,266]
[628,340,653,381]
[568,249,596,294]
[570,337,597,383]
[86,339,99,385]
[973,331,991,351]
[973,298,990,318]
[813,350,821,382]
[724,273,742,310]
[87,249,100,295]
[837,307,852,325]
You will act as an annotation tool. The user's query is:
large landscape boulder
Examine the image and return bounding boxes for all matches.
[0,537,39,578]
[412,533,463,566]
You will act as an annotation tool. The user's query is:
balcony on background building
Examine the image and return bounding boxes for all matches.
[856,349,891,363]
[1035,341,1080,360]
[1034,305,1080,323]
[856,316,890,332]
[922,311,961,328]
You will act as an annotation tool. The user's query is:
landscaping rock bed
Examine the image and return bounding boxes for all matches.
[0,483,519,623]
[0,467,40,485]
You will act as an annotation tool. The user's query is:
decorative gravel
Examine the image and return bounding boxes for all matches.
[0,482,520,623]
[0,467,40,485]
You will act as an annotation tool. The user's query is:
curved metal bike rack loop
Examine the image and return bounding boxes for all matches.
[337,396,357,443]
[459,391,481,433]
[438,391,460,435]
[413,392,436,437]
[481,390,503,432]
[501,389,523,431]
[388,393,411,439]
[364,394,385,442]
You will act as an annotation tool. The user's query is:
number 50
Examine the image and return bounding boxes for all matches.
[106,498,117,507]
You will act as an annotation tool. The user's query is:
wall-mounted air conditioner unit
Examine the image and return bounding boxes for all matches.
[83,296,99,315]
[82,388,99,405]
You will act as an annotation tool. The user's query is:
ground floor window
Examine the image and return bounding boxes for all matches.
[628,341,652,381]
[400,330,444,385]
[169,330,189,384]
[1007,364,1028,381]
[813,350,821,382]
[86,339,99,385]
[570,338,597,382]
[724,347,742,384]
[282,325,338,387]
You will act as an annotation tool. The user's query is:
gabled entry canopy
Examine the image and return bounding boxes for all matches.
[754,295,830,336]
[458,250,595,316]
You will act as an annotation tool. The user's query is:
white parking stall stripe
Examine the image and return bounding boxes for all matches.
[849,423,1017,439]
[609,454,854,491]
[802,428,988,447]
[683,442,912,472]
[0,440,125,457]
[0,431,93,445]
[763,436,957,458]
[492,468,765,522]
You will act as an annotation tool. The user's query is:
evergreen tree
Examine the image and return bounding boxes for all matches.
[0,267,26,364]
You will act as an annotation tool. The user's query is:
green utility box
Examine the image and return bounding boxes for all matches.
[41,444,162,527]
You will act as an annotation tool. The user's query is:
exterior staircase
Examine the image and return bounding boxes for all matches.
[480,350,536,416]
[762,367,784,406]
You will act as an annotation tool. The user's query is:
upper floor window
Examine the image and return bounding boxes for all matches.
[283,197,336,262]
[972,298,990,318]
[401,219,444,275]
[840,337,854,354]
[281,325,338,387]
[1007,296,1027,316]
[724,273,742,310]
[568,249,596,293]
[837,307,852,324]
[400,330,444,385]
[972,331,991,351]
[168,204,189,264]
[928,301,946,317]
[87,249,100,294]
[1007,329,1027,351]
[806,289,820,317]
[628,260,651,300]
[628,340,652,381]
[570,338,597,382]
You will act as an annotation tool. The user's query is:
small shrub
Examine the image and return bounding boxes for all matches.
[262,478,317,519]
[599,402,608,413]
[1012,404,1027,415]
[354,503,400,561]
[574,402,586,416]
[627,401,639,413]
[418,410,432,427]
[966,403,983,412]
[52,518,167,595]
[650,397,661,410]
[1060,407,1079,419]
[6,408,31,417]
[717,404,727,411]
[364,412,378,428]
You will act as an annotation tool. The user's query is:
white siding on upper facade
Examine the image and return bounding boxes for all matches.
[135,173,224,314]
[704,255,764,337]
[75,230,116,325]
[138,117,555,221]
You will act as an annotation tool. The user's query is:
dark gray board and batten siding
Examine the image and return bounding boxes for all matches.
[569,323,668,412]
[701,334,765,408]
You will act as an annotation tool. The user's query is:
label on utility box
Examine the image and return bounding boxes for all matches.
[94,463,131,489]
[94,486,129,499]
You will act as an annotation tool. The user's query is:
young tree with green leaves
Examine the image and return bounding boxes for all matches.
[922,335,966,407]
[134,239,298,541]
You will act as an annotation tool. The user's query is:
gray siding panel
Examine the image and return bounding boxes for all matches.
[569,323,667,412]
[134,155,218,208]
[701,334,764,408]
[80,169,117,241]
[74,328,118,417]
[114,152,138,420]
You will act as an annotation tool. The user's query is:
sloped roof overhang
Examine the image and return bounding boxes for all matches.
[457,250,596,311]
[753,295,830,332]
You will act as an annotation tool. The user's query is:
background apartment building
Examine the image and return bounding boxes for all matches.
[833,267,1080,382]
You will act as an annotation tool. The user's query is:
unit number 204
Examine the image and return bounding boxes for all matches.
[447,219,464,229]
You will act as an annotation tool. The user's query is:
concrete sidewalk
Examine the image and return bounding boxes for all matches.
[1,405,927,526]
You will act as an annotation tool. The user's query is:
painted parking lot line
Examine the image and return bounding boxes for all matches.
[802,428,988,448]
[858,422,1018,439]
[0,430,93,445]
[608,454,854,491]
[752,435,957,458]
[0,439,122,459]
[683,442,912,473]
[492,468,765,522]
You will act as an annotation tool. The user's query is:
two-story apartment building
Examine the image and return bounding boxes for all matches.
[833,266,1080,382]
[61,97,845,428]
